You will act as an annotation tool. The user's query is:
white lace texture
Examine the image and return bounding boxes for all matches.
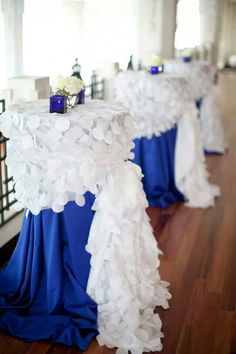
[115,71,220,208]
[165,59,227,153]
[0,100,134,214]
[0,99,171,354]
[115,71,194,139]
[86,161,171,354]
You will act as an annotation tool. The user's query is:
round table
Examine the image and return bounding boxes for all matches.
[0,100,171,354]
[115,71,220,208]
[164,59,227,154]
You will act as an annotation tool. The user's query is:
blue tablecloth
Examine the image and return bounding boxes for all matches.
[0,192,98,350]
[132,126,184,208]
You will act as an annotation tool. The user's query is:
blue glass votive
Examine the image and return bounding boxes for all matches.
[195,98,203,110]
[77,89,85,105]
[150,65,164,75]
[182,56,192,63]
[50,95,67,114]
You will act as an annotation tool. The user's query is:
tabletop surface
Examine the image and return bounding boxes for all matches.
[164,59,215,98]
[115,70,196,138]
[0,100,134,214]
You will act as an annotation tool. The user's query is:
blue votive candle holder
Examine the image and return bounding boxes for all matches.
[50,95,67,114]
[150,65,164,75]
[77,89,85,105]
[182,56,192,63]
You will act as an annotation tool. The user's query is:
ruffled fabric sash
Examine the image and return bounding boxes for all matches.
[86,162,171,354]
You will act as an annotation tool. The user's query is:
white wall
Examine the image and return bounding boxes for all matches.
[23,0,85,79]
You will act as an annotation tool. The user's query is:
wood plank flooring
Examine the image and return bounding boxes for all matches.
[0,72,235,354]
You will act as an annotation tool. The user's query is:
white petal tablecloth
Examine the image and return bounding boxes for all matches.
[0,99,171,354]
[164,60,227,153]
[115,71,220,208]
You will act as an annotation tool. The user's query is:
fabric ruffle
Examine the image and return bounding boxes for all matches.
[86,161,171,354]
[200,86,227,154]
[175,103,220,208]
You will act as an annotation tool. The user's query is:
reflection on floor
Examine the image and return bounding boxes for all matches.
[0,71,236,354]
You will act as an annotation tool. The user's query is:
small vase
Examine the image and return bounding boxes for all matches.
[150,65,164,75]
[67,94,78,109]
[77,89,85,105]
[50,95,67,114]
[182,56,192,63]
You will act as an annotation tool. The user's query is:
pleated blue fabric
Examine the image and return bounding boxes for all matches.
[132,126,184,208]
[0,192,98,351]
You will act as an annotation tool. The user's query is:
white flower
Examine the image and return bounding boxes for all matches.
[149,55,163,67]
[51,76,65,93]
[51,76,84,96]
[182,49,192,57]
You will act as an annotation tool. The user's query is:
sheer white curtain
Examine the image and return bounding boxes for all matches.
[175,0,201,50]
[199,0,220,64]
[216,0,236,67]
[0,10,7,90]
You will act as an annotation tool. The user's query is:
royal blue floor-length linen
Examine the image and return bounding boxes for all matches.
[0,192,98,350]
[132,126,184,208]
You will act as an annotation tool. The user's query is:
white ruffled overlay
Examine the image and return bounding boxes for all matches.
[176,103,220,208]
[87,162,171,354]
[115,71,220,208]
[0,100,171,354]
[164,59,227,153]
[115,71,194,139]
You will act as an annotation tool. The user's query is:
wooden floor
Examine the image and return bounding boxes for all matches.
[0,72,236,354]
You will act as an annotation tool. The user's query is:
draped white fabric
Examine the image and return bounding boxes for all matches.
[0,99,171,354]
[115,71,220,208]
[87,161,171,354]
[175,103,220,208]
[164,59,227,153]
[200,86,227,153]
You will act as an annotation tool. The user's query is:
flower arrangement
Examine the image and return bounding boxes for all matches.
[50,76,84,113]
[182,49,193,63]
[51,76,84,97]
[148,55,164,75]
[149,55,164,67]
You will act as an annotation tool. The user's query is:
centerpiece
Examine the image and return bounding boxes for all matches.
[148,55,164,75]
[50,76,84,113]
[182,49,193,63]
